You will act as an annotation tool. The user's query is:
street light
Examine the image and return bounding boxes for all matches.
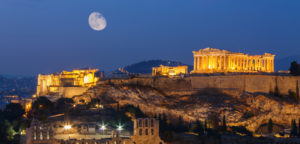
[64,125,71,130]
[101,125,106,130]
[117,125,123,131]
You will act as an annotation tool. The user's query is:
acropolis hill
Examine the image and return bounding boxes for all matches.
[34,48,300,133]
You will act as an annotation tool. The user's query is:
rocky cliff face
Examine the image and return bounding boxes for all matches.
[73,76,300,133]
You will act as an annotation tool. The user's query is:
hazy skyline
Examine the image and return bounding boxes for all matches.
[0,0,300,76]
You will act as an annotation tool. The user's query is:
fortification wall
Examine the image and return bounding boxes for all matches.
[108,75,300,95]
[57,87,88,98]
[191,75,300,95]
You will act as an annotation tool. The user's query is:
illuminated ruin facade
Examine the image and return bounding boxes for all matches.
[26,118,164,144]
[191,48,275,73]
[36,69,99,96]
[152,65,188,76]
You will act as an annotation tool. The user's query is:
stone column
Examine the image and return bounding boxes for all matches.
[271,59,274,72]
[218,56,221,70]
[228,56,231,71]
[249,58,252,71]
[245,57,248,71]
[237,56,239,71]
[242,56,244,71]
[200,56,203,70]
[196,56,199,71]
[264,58,267,72]
[267,58,270,72]
[208,55,210,70]
[213,55,216,69]
[223,55,226,71]
[205,56,208,70]
[198,56,200,71]
[241,56,243,71]
[202,56,207,70]
[265,59,268,72]
[212,55,215,69]
[255,58,258,71]
[260,59,262,71]
[194,56,197,72]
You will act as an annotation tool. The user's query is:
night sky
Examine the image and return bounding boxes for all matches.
[0,0,299,76]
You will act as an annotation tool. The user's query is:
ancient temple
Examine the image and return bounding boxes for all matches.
[36,68,100,97]
[152,65,188,76]
[191,48,275,73]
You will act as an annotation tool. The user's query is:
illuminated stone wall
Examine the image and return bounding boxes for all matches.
[191,48,275,73]
[106,75,300,95]
[36,69,99,96]
[152,65,188,76]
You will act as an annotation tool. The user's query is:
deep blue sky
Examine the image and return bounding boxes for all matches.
[0,0,300,76]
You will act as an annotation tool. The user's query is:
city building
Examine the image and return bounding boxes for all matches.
[152,65,188,76]
[191,48,275,73]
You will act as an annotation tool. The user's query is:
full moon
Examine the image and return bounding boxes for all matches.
[88,12,107,31]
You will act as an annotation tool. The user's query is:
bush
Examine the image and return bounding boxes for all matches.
[290,61,300,76]
[230,126,252,136]
[242,111,255,119]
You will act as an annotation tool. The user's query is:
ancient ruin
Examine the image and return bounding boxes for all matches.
[191,48,275,73]
[36,68,100,97]
[152,65,188,76]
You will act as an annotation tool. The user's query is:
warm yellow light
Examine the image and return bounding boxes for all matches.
[84,73,94,84]
[101,125,106,130]
[64,125,71,130]
[25,103,32,112]
[21,130,26,135]
[169,72,175,76]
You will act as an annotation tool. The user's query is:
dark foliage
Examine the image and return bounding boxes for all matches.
[290,61,300,76]
[267,119,273,134]
[230,126,253,136]
[30,96,54,121]
[0,103,26,143]
[207,112,220,130]
[54,98,74,113]
[291,119,298,137]
[221,115,227,132]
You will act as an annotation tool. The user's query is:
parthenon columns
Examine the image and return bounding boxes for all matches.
[192,48,275,73]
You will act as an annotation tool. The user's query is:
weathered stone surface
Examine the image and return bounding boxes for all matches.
[73,75,300,132]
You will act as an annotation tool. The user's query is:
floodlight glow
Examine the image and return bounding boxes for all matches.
[117,125,123,131]
[64,125,71,130]
[101,125,106,130]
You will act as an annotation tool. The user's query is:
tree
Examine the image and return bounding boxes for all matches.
[175,116,186,132]
[267,119,273,134]
[30,96,54,121]
[55,98,74,113]
[230,126,252,136]
[221,115,227,132]
[290,61,300,76]
[204,119,208,133]
[298,118,300,138]
[193,120,204,135]
[4,103,25,121]
[207,112,220,130]
[291,119,298,137]
[161,131,173,142]
[274,78,281,98]
[297,81,299,102]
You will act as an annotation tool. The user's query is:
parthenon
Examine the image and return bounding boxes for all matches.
[191,48,275,73]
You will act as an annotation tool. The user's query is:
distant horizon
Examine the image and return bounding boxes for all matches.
[1,54,300,77]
